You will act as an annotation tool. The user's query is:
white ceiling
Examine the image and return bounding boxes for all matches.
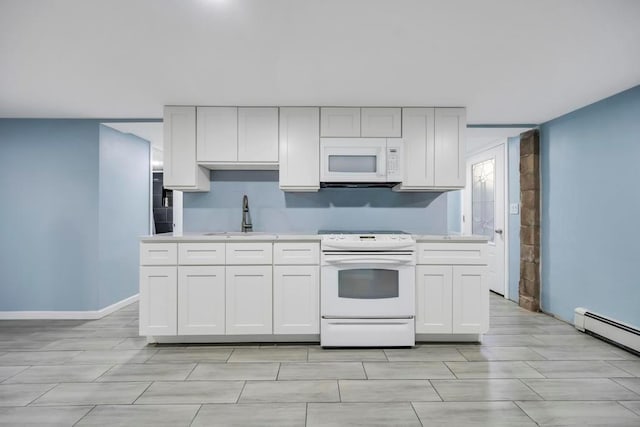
[1,0,639,124]
[102,122,163,151]
[466,127,531,155]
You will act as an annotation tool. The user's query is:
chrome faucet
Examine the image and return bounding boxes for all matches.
[241,195,253,232]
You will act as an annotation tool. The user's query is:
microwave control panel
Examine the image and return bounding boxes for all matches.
[386,140,403,181]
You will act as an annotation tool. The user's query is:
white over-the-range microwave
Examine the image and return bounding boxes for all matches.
[319,138,403,187]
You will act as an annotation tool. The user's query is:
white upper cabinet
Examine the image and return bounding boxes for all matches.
[195,106,278,168]
[238,107,279,163]
[395,107,465,191]
[397,108,435,189]
[321,108,360,137]
[434,108,466,188]
[164,104,465,192]
[279,107,320,192]
[163,106,210,191]
[361,108,401,137]
[196,107,238,162]
[321,107,401,138]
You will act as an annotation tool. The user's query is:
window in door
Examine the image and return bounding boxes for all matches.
[471,158,495,242]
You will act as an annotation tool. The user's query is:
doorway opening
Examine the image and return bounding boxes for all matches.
[463,127,532,302]
[100,122,181,235]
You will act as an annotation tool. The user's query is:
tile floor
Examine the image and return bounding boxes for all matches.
[0,294,639,426]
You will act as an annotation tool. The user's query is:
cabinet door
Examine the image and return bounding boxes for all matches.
[452,265,488,334]
[225,266,273,334]
[273,266,319,334]
[400,108,435,188]
[279,107,320,191]
[178,266,225,335]
[139,266,177,336]
[238,107,279,162]
[415,266,452,333]
[163,106,210,191]
[320,107,360,137]
[361,108,401,137]
[434,108,466,187]
[196,107,238,162]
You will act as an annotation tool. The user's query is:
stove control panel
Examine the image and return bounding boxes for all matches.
[321,233,416,251]
[323,234,413,242]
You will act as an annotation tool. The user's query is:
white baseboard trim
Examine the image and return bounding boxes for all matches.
[0,294,139,320]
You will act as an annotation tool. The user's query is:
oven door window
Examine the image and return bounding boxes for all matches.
[338,269,399,299]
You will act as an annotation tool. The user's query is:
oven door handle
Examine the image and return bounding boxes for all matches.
[324,257,413,265]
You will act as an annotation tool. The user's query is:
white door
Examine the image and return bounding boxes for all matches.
[225,266,273,334]
[237,107,279,162]
[196,106,238,162]
[452,266,488,334]
[434,108,466,187]
[464,143,506,296]
[320,107,361,137]
[415,266,453,334]
[279,107,320,191]
[139,266,177,336]
[273,266,319,334]
[178,266,225,335]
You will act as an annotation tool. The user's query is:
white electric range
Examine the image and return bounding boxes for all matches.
[319,231,416,347]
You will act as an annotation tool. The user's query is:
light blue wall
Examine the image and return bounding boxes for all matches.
[0,120,153,312]
[98,125,150,308]
[0,120,100,311]
[507,136,521,303]
[184,171,450,234]
[540,84,640,326]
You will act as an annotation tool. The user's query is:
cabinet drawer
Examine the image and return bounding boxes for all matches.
[226,242,273,265]
[417,243,487,265]
[140,243,177,265]
[274,242,319,265]
[178,243,225,265]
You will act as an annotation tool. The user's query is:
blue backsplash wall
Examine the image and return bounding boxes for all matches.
[184,171,452,234]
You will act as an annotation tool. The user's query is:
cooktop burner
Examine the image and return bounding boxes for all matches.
[318,230,408,235]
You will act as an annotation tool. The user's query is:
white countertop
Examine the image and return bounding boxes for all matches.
[413,234,489,242]
[141,232,488,243]
[140,232,321,242]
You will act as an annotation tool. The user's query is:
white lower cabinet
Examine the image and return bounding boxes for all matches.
[415,258,488,335]
[139,266,177,336]
[273,266,319,334]
[416,266,453,334]
[452,265,488,334]
[225,266,273,334]
[177,266,225,335]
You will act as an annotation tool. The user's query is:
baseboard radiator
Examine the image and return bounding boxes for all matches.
[574,308,640,355]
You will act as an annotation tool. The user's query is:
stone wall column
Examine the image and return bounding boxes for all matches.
[519,129,540,312]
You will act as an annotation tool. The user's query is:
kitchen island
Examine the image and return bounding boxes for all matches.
[139,232,489,345]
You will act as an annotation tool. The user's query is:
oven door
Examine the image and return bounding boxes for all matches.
[321,252,415,318]
[320,138,387,182]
